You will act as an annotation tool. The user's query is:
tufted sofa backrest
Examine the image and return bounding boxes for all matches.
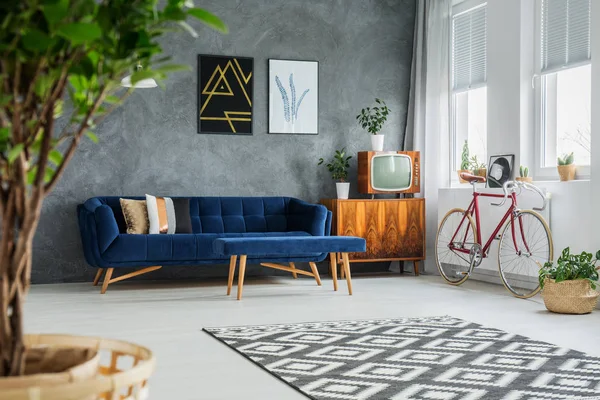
[86,196,320,234]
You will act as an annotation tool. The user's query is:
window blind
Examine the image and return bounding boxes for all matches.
[541,0,591,73]
[452,4,487,91]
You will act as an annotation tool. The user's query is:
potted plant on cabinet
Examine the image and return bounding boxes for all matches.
[469,156,487,179]
[539,247,600,314]
[356,98,390,151]
[319,148,352,199]
[557,152,576,181]
[0,0,226,396]
[457,140,470,183]
[516,165,532,183]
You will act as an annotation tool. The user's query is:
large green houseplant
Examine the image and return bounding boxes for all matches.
[0,0,226,379]
[539,247,600,314]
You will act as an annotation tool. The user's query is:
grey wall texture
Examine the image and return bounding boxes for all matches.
[32,0,416,284]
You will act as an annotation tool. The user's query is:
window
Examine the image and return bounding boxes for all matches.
[536,0,591,175]
[451,2,487,176]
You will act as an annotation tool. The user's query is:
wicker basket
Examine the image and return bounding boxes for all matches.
[542,279,599,314]
[0,334,155,400]
[474,168,487,179]
[557,164,576,181]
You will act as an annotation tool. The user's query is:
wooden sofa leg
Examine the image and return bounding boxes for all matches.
[237,255,247,300]
[227,255,238,295]
[289,262,298,279]
[329,253,338,292]
[100,266,162,294]
[101,268,113,294]
[309,262,322,286]
[341,253,353,295]
[93,268,104,286]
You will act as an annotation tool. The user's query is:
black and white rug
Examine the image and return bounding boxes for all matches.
[203,316,600,400]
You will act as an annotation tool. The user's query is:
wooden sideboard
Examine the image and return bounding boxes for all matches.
[320,198,425,275]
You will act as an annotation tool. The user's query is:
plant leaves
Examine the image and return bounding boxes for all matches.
[56,23,102,45]
[154,64,191,74]
[22,29,54,52]
[85,131,98,144]
[187,8,228,33]
[48,149,63,166]
[42,0,69,27]
[7,143,24,163]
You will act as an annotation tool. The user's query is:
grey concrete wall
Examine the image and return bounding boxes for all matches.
[32,0,416,283]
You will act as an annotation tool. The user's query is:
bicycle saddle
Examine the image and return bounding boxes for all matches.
[460,172,487,183]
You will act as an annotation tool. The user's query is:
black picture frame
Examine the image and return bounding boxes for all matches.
[268,58,319,135]
[487,154,515,188]
[197,54,254,135]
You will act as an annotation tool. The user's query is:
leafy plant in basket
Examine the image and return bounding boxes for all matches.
[318,148,352,182]
[0,0,226,377]
[539,247,600,289]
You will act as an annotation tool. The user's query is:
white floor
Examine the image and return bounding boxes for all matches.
[25,274,600,399]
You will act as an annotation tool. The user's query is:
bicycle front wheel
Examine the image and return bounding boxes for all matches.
[498,210,553,298]
[436,208,477,285]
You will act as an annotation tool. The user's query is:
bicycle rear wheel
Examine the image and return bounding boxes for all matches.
[498,210,553,298]
[436,208,477,285]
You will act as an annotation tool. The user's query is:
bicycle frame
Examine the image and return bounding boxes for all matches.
[449,191,526,258]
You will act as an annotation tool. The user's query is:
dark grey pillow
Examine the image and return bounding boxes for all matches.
[172,198,192,233]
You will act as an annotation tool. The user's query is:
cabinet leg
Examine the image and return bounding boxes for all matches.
[414,260,420,276]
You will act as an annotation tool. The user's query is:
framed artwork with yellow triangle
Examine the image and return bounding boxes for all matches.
[198,54,254,135]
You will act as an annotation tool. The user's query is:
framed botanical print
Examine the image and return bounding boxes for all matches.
[198,54,254,135]
[268,59,318,135]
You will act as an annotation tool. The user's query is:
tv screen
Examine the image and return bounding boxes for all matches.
[371,155,412,191]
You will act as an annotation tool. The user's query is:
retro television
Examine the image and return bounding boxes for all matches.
[358,151,420,194]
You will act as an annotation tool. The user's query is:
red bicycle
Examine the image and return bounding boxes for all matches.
[435,173,553,298]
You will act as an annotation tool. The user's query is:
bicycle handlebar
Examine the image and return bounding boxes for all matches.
[490,180,547,211]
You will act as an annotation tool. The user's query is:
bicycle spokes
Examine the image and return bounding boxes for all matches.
[499,211,553,298]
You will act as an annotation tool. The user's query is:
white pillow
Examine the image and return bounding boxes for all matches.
[145,194,160,234]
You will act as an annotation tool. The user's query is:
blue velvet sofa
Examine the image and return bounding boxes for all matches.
[78,196,332,292]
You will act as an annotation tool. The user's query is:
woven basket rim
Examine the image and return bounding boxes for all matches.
[0,334,156,400]
[544,278,594,285]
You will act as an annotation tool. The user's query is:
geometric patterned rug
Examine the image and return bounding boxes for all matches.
[203,316,600,400]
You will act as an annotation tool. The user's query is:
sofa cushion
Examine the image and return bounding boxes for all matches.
[120,199,149,234]
[101,231,313,263]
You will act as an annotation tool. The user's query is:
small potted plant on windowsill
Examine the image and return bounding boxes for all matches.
[557,152,576,181]
[469,155,487,179]
[516,165,532,183]
[357,98,390,151]
[457,140,470,183]
[539,247,600,314]
[319,148,352,199]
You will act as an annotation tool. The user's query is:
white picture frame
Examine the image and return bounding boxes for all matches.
[268,59,319,135]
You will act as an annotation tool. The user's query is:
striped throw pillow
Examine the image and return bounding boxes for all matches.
[145,194,192,234]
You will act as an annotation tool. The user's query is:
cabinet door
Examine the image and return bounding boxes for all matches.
[338,200,425,261]
[381,200,425,259]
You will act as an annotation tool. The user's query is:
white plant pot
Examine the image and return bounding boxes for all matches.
[336,182,350,199]
[371,134,385,151]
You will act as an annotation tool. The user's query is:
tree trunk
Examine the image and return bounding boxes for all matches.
[0,185,42,376]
